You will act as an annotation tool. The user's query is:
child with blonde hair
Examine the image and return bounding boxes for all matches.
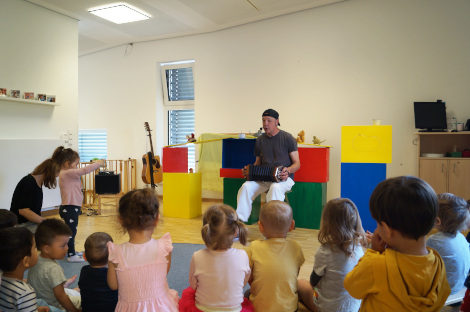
[57,147,104,262]
[107,188,179,311]
[298,198,365,312]
[426,193,470,294]
[179,204,254,312]
[247,200,305,312]
[344,176,450,311]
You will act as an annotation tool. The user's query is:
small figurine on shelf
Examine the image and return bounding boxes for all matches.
[296,130,305,143]
[312,136,326,145]
[250,127,263,137]
[186,133,196,142]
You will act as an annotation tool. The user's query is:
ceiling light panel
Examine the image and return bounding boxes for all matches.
[89,3,151,24]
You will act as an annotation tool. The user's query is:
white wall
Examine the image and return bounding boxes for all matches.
[0,0,78,208]
[79,0,470,200]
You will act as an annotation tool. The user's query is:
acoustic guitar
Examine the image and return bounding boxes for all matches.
[142,122,163,185]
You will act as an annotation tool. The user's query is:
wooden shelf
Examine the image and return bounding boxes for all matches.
[0,96,59,106]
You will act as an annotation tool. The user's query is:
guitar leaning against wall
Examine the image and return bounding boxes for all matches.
[142,122,163,187]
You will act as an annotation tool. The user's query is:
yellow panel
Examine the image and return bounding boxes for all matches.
[163,172,202,219]
[341,126,392,163]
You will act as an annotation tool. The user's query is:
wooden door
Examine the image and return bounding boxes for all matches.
[419,159,448,194]
[448,159,470,199]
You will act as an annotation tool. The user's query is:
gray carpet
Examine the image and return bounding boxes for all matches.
[26,243,206,296]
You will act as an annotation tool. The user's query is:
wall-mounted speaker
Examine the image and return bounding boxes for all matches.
[95,173,121,194]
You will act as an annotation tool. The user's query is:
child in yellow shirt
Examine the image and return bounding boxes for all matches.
[344,176,451,312]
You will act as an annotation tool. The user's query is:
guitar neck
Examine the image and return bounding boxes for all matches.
[148,133,155,156]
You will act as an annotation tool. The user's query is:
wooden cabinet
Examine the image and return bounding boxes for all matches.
[416,132,470,199]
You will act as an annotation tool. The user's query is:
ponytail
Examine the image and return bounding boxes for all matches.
[236,220,248,246]
[201,204,248,250]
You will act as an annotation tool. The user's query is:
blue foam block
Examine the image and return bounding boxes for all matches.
[222,138,256,169]
[341,163,386,233]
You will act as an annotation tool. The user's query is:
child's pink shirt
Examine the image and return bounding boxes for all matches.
[189,248,250,310]
[59,162,100,206]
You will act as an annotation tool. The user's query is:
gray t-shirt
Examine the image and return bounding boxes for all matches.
[313,244,363,312]
[255,130,298,179]
[426,232,470,294]
[27,256,67,310]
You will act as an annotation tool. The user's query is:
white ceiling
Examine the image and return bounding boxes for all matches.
[26,0,345,56]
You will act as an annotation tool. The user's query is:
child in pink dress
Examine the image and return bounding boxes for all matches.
[107,188,179,312]
[179,204,254,312]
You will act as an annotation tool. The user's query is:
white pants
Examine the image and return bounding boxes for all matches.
[236,178,295,222]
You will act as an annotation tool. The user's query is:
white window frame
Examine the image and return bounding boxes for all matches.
[160,60,195,106]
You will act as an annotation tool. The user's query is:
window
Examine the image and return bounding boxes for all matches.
[161,61,195,106]
[78,129,107,161]
[161,60,196,171]
[168,109,195,170]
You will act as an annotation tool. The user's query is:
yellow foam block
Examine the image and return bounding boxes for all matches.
[163,172,202,219]
[341,125,392,163]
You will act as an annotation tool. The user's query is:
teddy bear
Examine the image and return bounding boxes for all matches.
[296,130,305,143]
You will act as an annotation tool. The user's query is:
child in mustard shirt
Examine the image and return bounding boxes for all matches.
[344,176,451,312]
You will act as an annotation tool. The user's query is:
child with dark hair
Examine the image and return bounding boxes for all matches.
[298,198,365,312]
[0,209,18,229]
[344,176,451,311]
[107,188,179,311]
[27,218,81,312]
[179,204,253,312]
[0,227,50,312]
[78,232,118,312]
[426,193,470,295]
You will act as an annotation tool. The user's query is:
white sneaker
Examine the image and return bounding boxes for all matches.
[67,255,85,263]
[75,251,83,257]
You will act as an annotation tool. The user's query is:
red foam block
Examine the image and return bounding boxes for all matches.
[220,168,244,179]
[294,147,329,183]
[163,147,188,173]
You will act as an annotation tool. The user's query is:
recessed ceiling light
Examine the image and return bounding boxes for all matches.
[88,3,151,24]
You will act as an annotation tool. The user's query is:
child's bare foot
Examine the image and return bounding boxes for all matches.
[64,274,77,288]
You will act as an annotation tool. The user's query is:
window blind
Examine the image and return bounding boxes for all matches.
[166,67,194,101]
[78,129,107,162]
[168,110,195,170]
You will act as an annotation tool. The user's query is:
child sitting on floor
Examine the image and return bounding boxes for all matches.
[426,193,470,295]
[0,227,50,312]
[78,232,118,312]
[247,200,305,312]
[0,208,18,229]
[27,218,81,312]
[179,204,254,312]
[298,198,366,312]
[107,188,179,311]
[344,176,451,311]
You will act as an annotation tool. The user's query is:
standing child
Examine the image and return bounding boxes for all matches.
[78,232,118,312]
[26,218,81,312]
[247,200,304,312]
[57,148,104,262]
[344,176,451,312]
[179,204,254,312]
[298,198,365,312]
[426,193,470,294]
[107,188,179,311]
